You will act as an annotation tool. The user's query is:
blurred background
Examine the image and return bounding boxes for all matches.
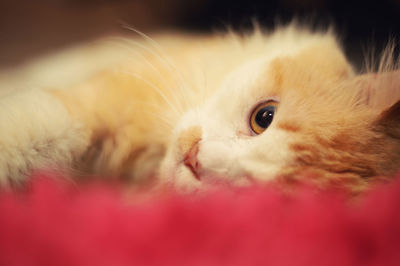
[1,0,399,71]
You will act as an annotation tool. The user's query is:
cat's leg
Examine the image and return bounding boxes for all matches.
[0,89,90,186]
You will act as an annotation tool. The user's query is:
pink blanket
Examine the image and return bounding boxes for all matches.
[1,173,399,266]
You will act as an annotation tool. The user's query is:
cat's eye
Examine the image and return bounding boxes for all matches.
[249,101,277,135]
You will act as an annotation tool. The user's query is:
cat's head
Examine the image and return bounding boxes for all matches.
[159,28,400,192]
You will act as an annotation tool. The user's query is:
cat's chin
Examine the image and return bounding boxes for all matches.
[159,152,256,192]
[158,163,202,192]
[161,163,254,193]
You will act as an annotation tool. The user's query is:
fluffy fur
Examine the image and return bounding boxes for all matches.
[0,90,89,185]
[0,24,399,192]
[0,173,400,265]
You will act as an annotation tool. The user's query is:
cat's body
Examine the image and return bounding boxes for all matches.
[0,25,399,192]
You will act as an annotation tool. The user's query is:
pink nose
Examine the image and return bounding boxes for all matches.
[183,142,201,180]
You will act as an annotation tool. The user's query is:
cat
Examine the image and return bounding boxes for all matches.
[0,24,399,193]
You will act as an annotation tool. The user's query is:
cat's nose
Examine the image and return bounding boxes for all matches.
[183,142,201,180]
[178,126,202,180]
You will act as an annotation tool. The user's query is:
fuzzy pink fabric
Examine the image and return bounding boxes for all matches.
[0,173,400,266]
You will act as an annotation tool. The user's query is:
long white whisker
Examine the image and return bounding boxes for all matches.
[119,99,176,129]
[201,66,208,103]
[149,113,175,130]
[114,38,187,110]
[139,102,176,129]
[119,71,182,116]
[119,26,191,110]
[106,39,185,114]
[121,26,189,85]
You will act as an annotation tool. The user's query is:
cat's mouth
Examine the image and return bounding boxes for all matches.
[184,160,201,180]
[180,158,257,187]
[180,153,215,183]
[176,141,256,186]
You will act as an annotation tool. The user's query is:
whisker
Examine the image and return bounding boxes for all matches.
[138,102,176,129]
[121,26,189,85]
[118,71,182,116]
[113,37,187,111]
[118,99,176,130]
[106,39,185,114]
[119,26,191,110]
[148,112,175,130]
[200,66,208,103]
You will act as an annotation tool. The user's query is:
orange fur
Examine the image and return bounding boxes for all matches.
[4,25,398,192]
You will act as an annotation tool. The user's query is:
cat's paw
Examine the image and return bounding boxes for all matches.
[0,89,90,186]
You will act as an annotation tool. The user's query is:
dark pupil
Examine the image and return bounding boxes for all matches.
[255,106,275,128]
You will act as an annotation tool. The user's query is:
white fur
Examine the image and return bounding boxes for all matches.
[159,27,343,189]
[0,26,347,188]
[160,56,294,189]
[0,89,89,185]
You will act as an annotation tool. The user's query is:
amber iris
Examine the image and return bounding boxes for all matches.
[250,101,277,134]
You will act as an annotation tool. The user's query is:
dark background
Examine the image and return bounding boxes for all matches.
[1,0,399,70]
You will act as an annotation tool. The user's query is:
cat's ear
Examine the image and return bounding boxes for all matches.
[354,70,400,135]
[376,100,400,137]
[355,70,400,111]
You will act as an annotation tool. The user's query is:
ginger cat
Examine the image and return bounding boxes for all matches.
[0,24,399,193]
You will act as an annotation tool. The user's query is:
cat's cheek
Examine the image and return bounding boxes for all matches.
[195,141,250,182]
